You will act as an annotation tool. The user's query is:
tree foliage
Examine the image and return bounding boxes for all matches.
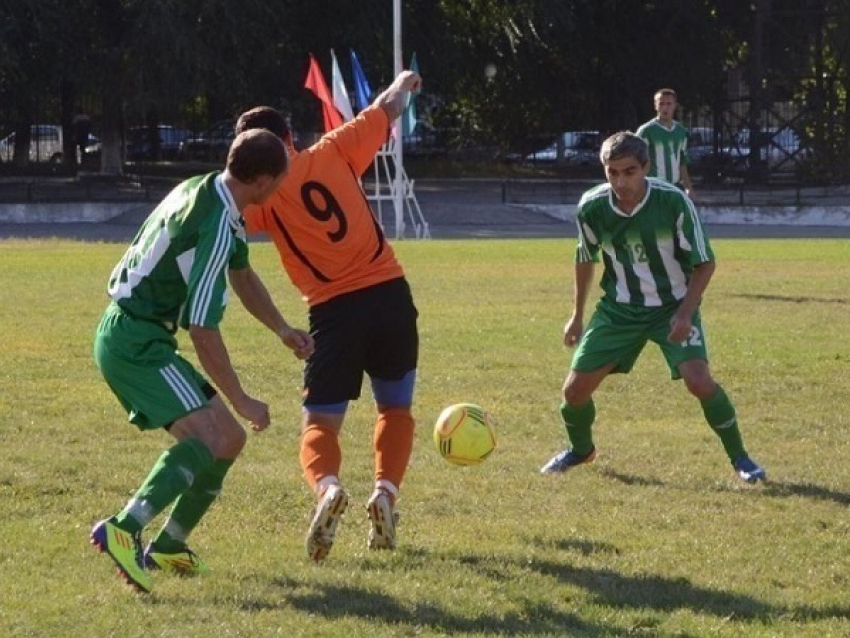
[0,0,847,178]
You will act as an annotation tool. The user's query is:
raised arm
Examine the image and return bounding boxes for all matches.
[373,70,422,122]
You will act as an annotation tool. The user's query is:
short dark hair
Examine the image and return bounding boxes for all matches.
[226,129,287,182]
[654,88,677,101]
[235,106,291,142]
[599,131,649,166]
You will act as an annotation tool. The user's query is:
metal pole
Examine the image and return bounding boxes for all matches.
[748,0,770,183]
[393,0,404,238]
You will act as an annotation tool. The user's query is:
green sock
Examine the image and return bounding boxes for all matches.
[152,458,235,552]
[113,438,214,533]
[560,400,595,455]
[701,385,745,461]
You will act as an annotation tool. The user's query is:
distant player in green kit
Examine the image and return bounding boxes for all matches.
[636,88,695,199]
[90,129,313,593]
[540,131,765,484]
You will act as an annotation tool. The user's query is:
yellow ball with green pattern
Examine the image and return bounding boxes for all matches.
[433,403,497,466]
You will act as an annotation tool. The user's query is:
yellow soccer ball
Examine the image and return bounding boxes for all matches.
[433,403,497,466]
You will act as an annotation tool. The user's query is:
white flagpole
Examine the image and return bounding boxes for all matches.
[392,0,404,239]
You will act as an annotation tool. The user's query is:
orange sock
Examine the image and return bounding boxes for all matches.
[373,408,415,491]
[300,424,342,492]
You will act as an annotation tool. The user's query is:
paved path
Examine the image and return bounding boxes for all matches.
[1,178,849,241]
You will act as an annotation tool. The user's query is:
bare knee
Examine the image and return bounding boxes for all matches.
[563,376,596,406]
[680,364,717,400]
[562,368,608,405]
[562,383,591,406]
[220,419,247,457]
[171,400,247,459]
[210,403,247,458]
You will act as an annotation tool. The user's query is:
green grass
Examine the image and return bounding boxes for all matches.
[0,237,848,637]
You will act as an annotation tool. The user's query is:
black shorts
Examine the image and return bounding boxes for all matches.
[304,277,419,405]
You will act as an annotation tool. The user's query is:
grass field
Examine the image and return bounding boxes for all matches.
[0,237,848,637]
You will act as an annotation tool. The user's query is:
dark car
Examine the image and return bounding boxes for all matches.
[126,125,193,161]
[179,120,235,162]
[686,127,718,166]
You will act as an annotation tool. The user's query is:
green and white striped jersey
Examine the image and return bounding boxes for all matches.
[635,119,690,186]
[107,172,249,331]
[575,178,713,308]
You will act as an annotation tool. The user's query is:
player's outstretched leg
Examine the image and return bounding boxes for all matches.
[306,483,349,562]
[90,519,153,593]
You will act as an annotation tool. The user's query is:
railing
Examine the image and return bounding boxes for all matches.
[502,179,850,208]
[0,174,175,203]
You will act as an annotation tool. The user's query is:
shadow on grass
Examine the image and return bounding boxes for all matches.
[599,468,850,505]
[522,556,850,623]
[244,542,850,635]
[269,575,607,636]
[597,468,667,487]
[730,293,848,305]
[547,538,621,557]
[601,468,850,507]
[762,479,850,506]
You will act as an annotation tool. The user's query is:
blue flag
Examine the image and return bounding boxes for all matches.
[349,49,373,113]
[403,52,420,138]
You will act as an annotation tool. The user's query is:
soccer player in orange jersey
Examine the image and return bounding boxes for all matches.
[237,70,422,561]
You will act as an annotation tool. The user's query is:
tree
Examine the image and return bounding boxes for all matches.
[0,1,67,166]
[1,0,848,182]
[401,0,730,156]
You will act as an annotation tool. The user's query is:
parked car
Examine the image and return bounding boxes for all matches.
[683,126,742,181]
[126,125,193,161]
[686,126,718,166]
[0,124,98,164]
[179,120,235,162]
[723,127,805,170]
[524,130,601,165]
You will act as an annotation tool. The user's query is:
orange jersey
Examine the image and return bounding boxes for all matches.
[244,106,404,306]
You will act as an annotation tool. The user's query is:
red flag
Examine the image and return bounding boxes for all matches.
[304,53,344,132]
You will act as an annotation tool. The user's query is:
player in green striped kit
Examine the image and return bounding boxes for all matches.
[636,88,695,199]
[540,131,765,484]
[90,129,313,593]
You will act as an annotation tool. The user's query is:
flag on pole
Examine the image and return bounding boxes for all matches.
[330,49,354,122]
[304,53,344,132]
[402,52,420,138]
[349,49,373,112]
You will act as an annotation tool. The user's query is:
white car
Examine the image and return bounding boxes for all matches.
[0,124,97,163]
[723,127,805,170]
[525,130,601,165]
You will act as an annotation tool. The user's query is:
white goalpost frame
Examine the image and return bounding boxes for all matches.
[392,0,404,239]
[365,0,429,240]
[369,139,430,239]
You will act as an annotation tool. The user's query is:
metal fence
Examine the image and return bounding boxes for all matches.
[0,88,846,190]
[502,178,850,208]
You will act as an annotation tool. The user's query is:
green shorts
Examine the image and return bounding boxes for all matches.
[94,303,211,430]
[572,300,709,380]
